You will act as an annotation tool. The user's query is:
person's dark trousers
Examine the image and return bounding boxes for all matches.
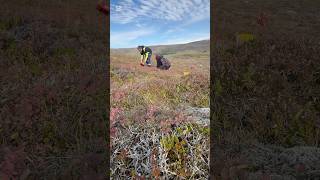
[156,59,162,67]
[146,53,152,65]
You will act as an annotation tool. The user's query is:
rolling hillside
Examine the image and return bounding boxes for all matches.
[111,39,210,56]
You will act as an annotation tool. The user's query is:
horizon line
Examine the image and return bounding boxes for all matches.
[110,38,210,49]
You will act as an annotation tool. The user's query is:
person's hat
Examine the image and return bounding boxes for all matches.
[137,45,144,50]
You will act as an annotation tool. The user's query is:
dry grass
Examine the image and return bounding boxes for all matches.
[212,38,320,179]
[0,0,108,178]
[111,123,209,179]
[211,0,320,178]
[212,37,320,147]
[110,49,210,178]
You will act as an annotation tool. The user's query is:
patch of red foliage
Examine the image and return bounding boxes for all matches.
[0,146,27,180]
[110,107,125,137]
[96,1,109,16]
[257,12,269,27]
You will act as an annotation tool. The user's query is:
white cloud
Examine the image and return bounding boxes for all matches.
[111,29,155,47]
[111,0,210,24]
[135,22,144,28]
[165,27,184,34]
[154,33,210,46]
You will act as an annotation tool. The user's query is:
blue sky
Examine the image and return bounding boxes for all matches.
[110,0,210,48]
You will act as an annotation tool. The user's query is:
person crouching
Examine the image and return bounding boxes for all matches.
[137,45,152,67]
[155,54,171,70]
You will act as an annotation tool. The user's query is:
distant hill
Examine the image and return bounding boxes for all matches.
[111,40,210,55]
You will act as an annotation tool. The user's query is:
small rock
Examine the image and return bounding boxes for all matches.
[183,107,210,126]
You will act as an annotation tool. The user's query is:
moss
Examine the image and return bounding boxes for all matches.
[53,47,76,57]
[214,79,223,96]
[236,33,256,43]
[0,16,23,31]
